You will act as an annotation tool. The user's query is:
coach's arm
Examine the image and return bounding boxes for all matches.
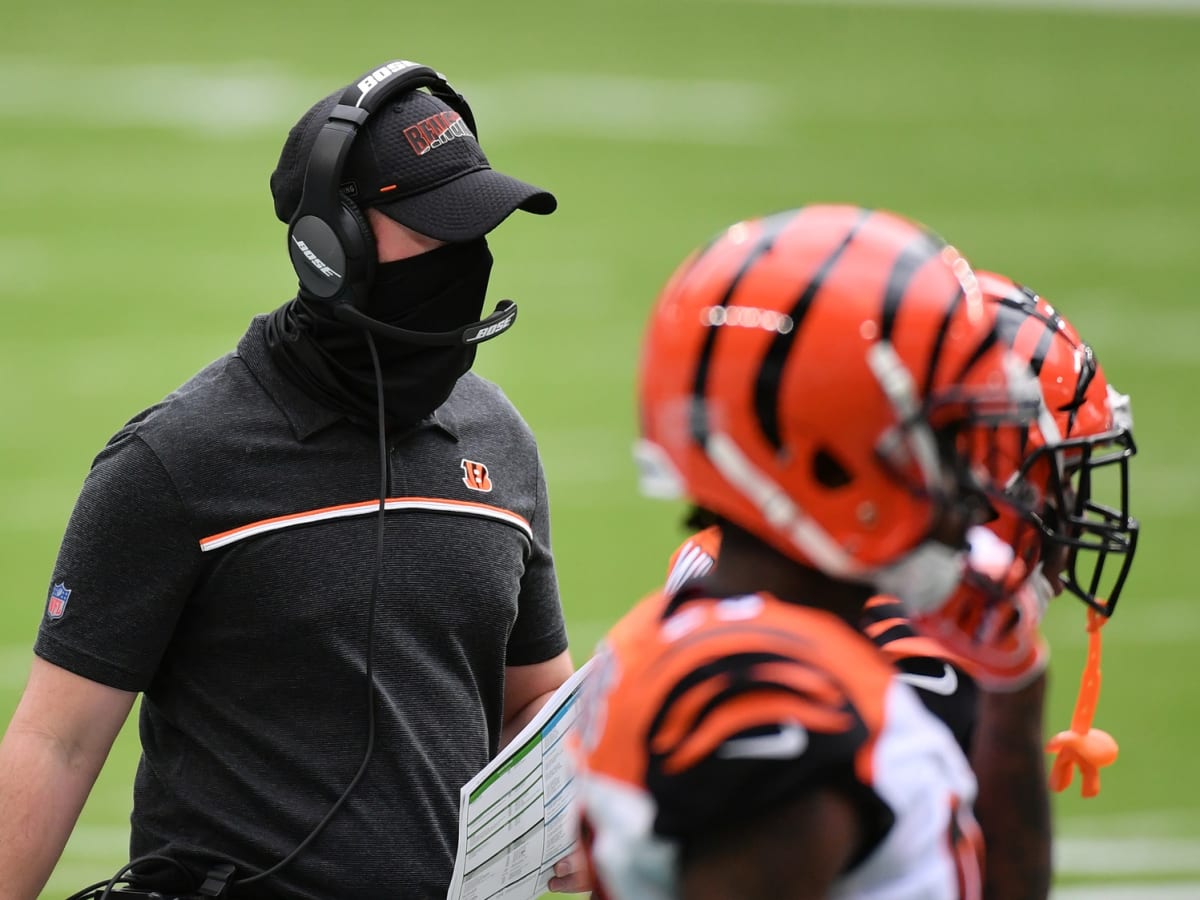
[499,649,575,751]
[500,650,591,893]
[0,656,135,899]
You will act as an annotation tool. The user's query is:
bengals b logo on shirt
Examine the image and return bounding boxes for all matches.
[461,459,493,492]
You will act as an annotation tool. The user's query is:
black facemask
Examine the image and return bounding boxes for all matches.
[266,238,494,431]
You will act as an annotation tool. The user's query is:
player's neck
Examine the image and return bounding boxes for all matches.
[703,528,870,625]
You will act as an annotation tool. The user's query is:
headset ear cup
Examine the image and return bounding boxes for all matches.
[339,201,377,310]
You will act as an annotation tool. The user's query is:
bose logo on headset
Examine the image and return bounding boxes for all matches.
[291,236,341,279]
[356,60,421,102]
[464,311,517,343]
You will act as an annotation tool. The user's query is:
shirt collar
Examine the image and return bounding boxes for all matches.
[237,314,460,443]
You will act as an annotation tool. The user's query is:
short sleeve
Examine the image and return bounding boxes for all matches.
[643,653,875,842]
[35,431,203,691]
[503,450,568,666]
[892,655,978,754]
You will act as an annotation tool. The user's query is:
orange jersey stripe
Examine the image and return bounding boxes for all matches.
[588,592,891,789]
[199,496,532,552]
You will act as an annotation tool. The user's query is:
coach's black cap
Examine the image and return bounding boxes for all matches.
[270,88,557,242]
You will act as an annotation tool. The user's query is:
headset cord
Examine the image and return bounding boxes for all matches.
[71,336,388,899]
[233,330,387,889]
[63,854,194,899]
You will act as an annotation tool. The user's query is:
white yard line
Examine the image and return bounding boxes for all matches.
[0,59,781,145]
[11,715,1200,890]
[710,0,1200,13]
[467,75,779,145]
[39,804,1200,892]
[1054,885,1200,899]
[1056,837,1200,876]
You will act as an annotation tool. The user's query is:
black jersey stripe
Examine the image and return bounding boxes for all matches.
[648,649,844,750]
[753,207,873,450]
[868,623,914,648]
[859,600,908,625]
[689,210,801,446]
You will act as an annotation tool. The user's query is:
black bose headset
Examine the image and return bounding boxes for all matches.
[286,58,518,345]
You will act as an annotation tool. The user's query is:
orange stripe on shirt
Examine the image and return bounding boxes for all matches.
[199,496,532,552]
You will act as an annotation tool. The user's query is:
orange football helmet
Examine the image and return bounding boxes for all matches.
[634,205,1040,612]
[978,271,1138,616]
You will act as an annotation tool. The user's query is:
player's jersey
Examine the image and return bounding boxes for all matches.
[666,527,978,752]
[575,589,984,899]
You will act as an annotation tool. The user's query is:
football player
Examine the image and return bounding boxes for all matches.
[665,513,979,752]
[573,205,1053,899]
[653,269,1139,898]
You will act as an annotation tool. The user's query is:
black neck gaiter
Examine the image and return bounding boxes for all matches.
[265,238,494,431]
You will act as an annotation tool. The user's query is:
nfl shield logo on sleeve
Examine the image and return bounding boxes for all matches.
[47,582,72,619]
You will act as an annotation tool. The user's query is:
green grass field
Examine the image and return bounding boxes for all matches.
[3,0,1199,896]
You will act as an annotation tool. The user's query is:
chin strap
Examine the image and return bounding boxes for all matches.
[1046,606,1119,797]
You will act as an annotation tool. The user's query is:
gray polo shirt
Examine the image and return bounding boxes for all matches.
[35,315,569,898]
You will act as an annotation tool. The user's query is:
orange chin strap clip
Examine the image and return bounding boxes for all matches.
[1046,606,1119,798]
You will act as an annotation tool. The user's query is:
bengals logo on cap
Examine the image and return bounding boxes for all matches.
[461,459,493,492]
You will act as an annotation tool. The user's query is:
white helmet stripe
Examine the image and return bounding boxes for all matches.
[705,430,867,581]
[867,341,943,494]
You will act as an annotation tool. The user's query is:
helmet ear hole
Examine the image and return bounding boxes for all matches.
[813,448,852,489]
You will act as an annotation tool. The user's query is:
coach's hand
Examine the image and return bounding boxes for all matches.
[547,846,592,893]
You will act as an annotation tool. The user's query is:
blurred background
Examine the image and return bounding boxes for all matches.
[2,0,1198,896]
